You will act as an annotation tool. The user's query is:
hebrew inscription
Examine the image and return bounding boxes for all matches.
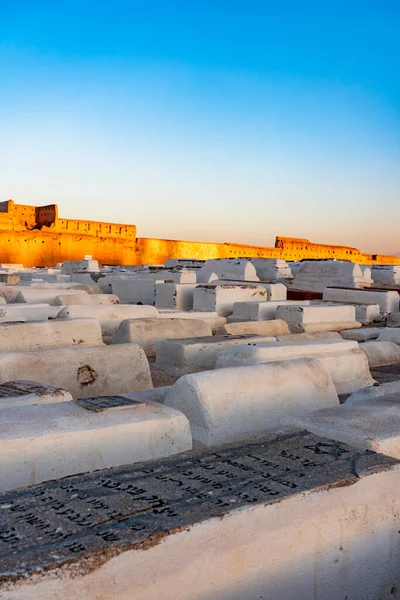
[0,431,396,582]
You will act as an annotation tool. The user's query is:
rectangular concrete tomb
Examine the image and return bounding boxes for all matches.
[0,398,192,492]
[284,393,400,458]
[110,278,158,304]
[276,304,361,333]
[158,311,226,333]
[0,431,398,600]
[0,344,152,399]
[0,303,60,322]
[51,293,120,306]
[15,288,89,304]
[57,304,160,342]
[0,319,104,352]
[193,284,268,316]
[165,358,339,446]
[216,339,374,395]
[229,300,311,322]
[215,319,290,336]
[155,283,198,311]
[112,318,213,357]
[156,334,277,372]
[323,288,400,316]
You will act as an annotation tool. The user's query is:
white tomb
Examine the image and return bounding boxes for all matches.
[164,358,339,447]
[156,334,277,372]
[112,318,212,357]
[276,304,360,333]
[155,283,198,310]
[0,399,191,492]
[250,258,293,281]
[15,288,89,305]
[0,319,103,352]
[110,278,158,304]
[228,300,311,322]
[371,264,400,285]
[285,394,400,458]
[292,260,372,292]
[61,259,100,273]
[323,288,399,315]
[51,293,120,306]
[0,344,152,399]
[158,310,227,333]
[193,284,268,316]
[196,258,259,283]
[215,339,374,394]
[359,341,400,367]
[215,319,290,337]
[57,304,159,342]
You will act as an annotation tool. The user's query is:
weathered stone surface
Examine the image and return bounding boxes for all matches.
[360,341,400,367]
[292,261,372,292]
[378,327,400,345]
[323,288,399,315]
[276,331,342,342]
[51,294,120,306]
[276,304,360,333]
[216,339,374,395]
[0,399,192,491]
[0,319,104,352]
[344,380,400,404]
[0,344,152,399]
[285,394,400,458]
[156,334,277,372]
[0,430,396,584]
[0,303,60,322]
[354,304,381,325]
[0,381,72,409]
[155,283,198,310]
[387,313,400,328]
[112,318,212,357]
[340,327,382,342]
[15,288,88,304]
[164,359,339,446]
[158,310,226,333]
[193,284,267,316]
[215,319,290,337]
[57,304,159,343]
[228,300,310,322]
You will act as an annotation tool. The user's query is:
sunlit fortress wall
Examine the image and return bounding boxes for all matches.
[0,200,398,267]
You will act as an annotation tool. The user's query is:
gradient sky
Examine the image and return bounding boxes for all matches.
[1,1,399,253]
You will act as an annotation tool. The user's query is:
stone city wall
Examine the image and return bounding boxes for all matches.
[0,200,398,267]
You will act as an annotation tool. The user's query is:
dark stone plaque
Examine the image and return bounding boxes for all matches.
[0,381,62,398]
[0,431,397,582]
[75,396,145,412]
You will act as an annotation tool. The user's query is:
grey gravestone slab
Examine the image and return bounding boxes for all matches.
[0,431,397,583]
[0,381,63,398]
[75,395,145,412]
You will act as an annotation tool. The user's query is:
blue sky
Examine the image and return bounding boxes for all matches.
[1,1,399,253]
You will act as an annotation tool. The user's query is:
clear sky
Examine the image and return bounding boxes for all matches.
[1,1,399,254]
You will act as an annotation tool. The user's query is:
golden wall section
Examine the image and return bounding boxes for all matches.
[0,201,398,267]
